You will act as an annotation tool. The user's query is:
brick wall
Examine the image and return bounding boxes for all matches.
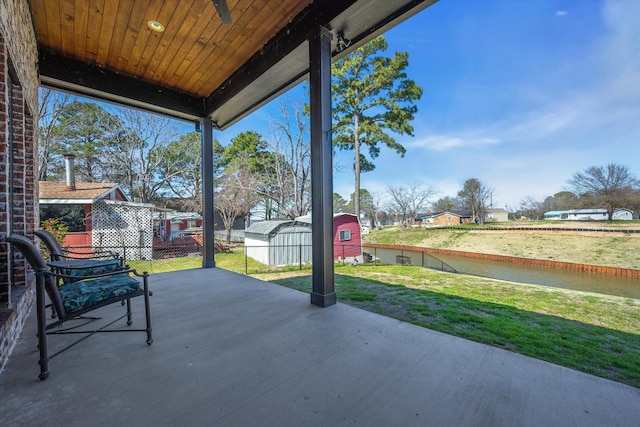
[0,0,38,114]
[0,0,39,373]
[0,32,7,306]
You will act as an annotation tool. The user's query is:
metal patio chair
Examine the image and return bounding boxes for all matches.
[6,234,152,381]
[34,229,125,283]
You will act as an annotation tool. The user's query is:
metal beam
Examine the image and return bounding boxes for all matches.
[201,117,216,268]
[204,0,358,117]
[39,50,205,122]
[308,27,335,307]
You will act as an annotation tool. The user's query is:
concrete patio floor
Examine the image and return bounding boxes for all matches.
[1,268,638,426]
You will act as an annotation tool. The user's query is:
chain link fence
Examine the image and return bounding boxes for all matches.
[63,242,457,276]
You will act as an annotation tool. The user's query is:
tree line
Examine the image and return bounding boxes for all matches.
[38,92,315,242]
[517,164,640,221]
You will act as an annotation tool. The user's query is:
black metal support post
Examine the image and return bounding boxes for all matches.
[35,269,49,380]
[309,27,336,307]
[201,117,216,268]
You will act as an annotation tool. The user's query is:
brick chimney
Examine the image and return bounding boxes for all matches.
[64,154,76,191]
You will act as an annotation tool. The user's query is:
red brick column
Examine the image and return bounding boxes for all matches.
[10,82,27,288]
[0,0,40,371]
[0,32,8,306]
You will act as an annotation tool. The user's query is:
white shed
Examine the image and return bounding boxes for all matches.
[244,220,312,267]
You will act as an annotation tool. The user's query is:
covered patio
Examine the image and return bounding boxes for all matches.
[1,268,638,426]
[2,1,639,425]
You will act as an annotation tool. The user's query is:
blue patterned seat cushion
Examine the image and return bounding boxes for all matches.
[66,259,123,280]
[59,273,143,313]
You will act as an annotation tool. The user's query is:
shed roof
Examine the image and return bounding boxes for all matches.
[39,181,129,204]
[245,220,311,239]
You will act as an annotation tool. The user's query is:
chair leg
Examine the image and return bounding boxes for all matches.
[36,272,50,380]
[126,298,132,326]
[143,273,153,345]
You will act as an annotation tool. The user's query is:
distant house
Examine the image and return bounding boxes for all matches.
[543,208,636,221]
[244,213,363,267]
[485,208,509,222]
[543,211,564,220]
[39,181,154,259]
[153,209,203,240]
[426,211,473,226]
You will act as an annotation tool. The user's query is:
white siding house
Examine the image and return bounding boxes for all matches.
[485,208,509,222]
[543,208,636,221]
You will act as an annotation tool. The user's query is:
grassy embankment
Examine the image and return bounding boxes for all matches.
[365,221,640,269]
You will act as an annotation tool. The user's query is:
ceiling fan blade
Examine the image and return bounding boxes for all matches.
[211,0,233,25]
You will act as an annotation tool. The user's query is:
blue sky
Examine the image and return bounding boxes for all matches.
[215,0,640,211]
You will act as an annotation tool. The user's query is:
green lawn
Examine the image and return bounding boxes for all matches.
[127,248,309,275]
[257,264,640,388]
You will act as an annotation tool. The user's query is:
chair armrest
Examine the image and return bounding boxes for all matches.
[61,248,120,259]
[46,263,142,282]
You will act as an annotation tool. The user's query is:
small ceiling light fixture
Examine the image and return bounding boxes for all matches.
[147,20,165,32]
[336,31,352,53]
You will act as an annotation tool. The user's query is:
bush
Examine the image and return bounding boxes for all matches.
[39,218,68,260]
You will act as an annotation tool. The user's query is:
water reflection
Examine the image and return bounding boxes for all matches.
[434,254,640,299]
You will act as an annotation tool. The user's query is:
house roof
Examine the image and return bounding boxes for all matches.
[544,208,634,216]
[430,210,472,218]
[39,181,128,204]
[30,0,439,127]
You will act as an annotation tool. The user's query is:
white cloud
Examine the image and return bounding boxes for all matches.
[406,134,501,151]
[555,10,568,17]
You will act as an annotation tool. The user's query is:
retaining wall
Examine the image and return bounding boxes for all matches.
[363,243,640,279]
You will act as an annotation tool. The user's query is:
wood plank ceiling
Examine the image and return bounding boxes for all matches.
[30,0,438,127]
[31,0,309,98]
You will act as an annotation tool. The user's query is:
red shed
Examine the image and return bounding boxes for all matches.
[332,213,363,261]
[296,213,363,262]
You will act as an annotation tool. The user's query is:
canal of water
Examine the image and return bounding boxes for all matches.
[433,253,640,299]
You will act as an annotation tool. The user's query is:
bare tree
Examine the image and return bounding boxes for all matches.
[369,191,386,228]
[160,132,211,213]
[568,163,640,220]
[105,108,180,203]
[37,88,72,180]
[387,183,437,227]
[215,166,260,243]
[458,178,494,225]
[519,196,544,220]
[263,100,311,219]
